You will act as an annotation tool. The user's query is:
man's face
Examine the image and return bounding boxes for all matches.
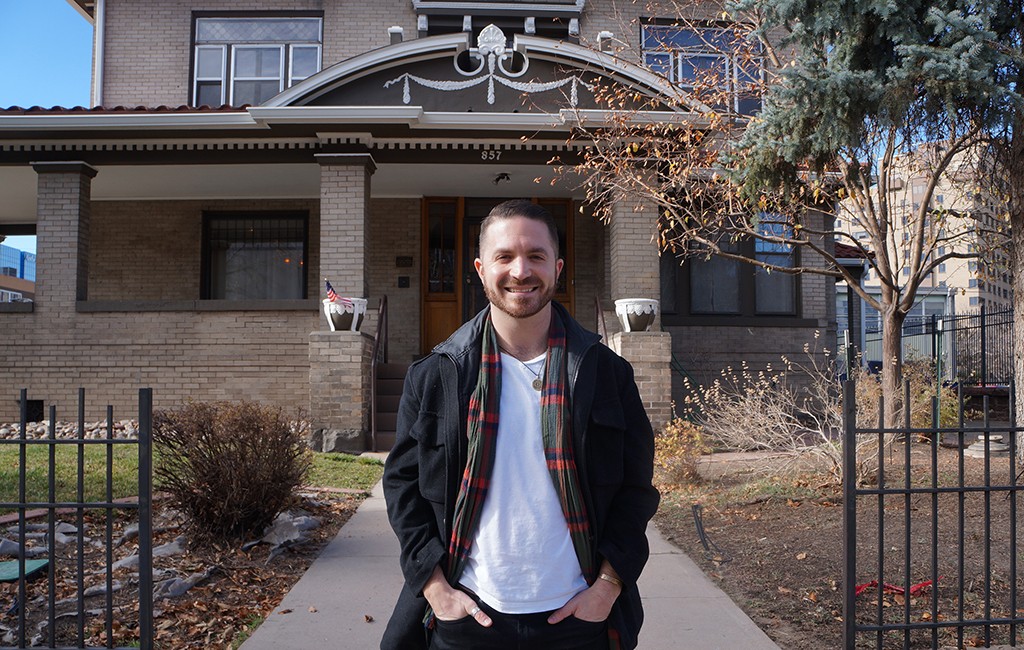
[474,216,564,320]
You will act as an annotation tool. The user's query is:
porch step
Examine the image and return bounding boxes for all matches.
[378,363,410,380]
[374,431,397,450]
[373,362,410,452]
[376,378,406,396]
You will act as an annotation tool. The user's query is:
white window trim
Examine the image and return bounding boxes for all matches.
[192,17,323,107]
[194,45,227,106]
[288,44,322,86]
[229,44,286,107]
[641,24,763,113]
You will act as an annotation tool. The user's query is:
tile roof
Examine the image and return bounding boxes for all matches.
[835,242,872,259]
[0,104,249,115]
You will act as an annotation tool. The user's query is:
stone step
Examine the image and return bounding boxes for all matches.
[376,378,405,396]
[377,363,410,379]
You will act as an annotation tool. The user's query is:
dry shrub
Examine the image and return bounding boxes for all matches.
[154,401,311,543]
[681,337,965,486]
[656,415,708,487]
[853,359,960,431]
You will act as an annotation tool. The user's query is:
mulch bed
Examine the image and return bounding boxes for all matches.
[1,489,367,649]
[656,445,1024,649]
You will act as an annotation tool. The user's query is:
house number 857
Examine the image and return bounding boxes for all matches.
[481,150,502,161]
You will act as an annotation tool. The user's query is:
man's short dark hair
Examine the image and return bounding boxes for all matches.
[479,199,560,257]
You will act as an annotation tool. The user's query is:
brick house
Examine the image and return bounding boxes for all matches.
[0,0,835,449]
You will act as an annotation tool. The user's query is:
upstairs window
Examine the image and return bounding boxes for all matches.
[193,16,322,107]
[641,23,762,114]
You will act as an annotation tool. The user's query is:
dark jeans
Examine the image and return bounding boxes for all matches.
[429,598,608,650]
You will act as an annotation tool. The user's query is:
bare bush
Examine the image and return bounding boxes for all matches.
[681,334,958,486]
[153,401,311,544]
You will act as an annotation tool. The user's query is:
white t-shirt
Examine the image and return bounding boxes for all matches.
[458,351,589,613]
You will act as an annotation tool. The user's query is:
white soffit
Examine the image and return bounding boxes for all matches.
[0,161,583,222]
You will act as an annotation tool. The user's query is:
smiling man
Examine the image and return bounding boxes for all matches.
[382,200,659,650]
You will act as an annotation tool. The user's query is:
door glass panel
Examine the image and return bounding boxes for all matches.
[427,202,456,294]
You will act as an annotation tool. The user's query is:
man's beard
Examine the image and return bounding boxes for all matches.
[483,280,557,319]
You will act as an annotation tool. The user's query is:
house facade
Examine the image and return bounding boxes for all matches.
[0,0,836,447]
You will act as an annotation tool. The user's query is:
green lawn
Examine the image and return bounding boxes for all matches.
[0,444,384,509]
[305,452,384,491]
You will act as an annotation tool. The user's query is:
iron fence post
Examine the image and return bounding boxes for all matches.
[138,388,154,650]
[842,379,857,650]
[981,304,987,385]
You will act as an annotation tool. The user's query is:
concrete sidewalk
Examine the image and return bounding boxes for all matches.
[241,482,780,650]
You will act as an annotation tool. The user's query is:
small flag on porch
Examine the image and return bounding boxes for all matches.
[324,280,353,307]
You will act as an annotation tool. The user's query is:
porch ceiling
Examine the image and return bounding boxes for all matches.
[0,161,582,223]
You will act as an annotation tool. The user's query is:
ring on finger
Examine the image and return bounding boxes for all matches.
[469,606,481,616]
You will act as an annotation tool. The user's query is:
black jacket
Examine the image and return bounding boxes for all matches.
[381,303,660,649]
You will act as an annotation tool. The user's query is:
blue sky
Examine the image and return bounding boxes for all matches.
[0,0,92,254]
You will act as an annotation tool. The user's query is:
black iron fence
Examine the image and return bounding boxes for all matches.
[842,381,1022,649]
[1,389,153,650]
[863,307,1014,386]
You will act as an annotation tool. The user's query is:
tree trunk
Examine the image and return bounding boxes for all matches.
[881,308,908,429]
[1010,120,1024,461]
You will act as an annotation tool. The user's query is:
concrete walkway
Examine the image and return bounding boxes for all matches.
[241,482,780,650]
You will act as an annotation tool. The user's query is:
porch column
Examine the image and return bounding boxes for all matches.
[308,153,376,452]
[607,194,671,432]
[609,194,660,301]
[31,161,97,315]
[317,153,375,299]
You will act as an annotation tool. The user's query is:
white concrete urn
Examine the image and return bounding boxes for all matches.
[614,298,659,332]
[322,297,368,332]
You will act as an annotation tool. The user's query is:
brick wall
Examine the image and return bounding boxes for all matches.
[323,0,416,65]
[572,204,604,333]
[367,198,421,362]
[33,165,95,313]
[308,330,374,452]
[97,0,697,107]
[319,158,372,301]
[101,0,415,107]
[609,331,672,432]
[1,308,318,423]
[89,198,319,300]
[609,194,660,301]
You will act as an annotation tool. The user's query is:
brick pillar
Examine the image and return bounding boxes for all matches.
[32,161,97,314]
[609,331,672,433]
[609,195,659,301]
[317,153,375,299]
[310,154,376,452]
[308,330,374,452]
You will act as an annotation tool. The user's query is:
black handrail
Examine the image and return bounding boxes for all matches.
[594,294,608,345]
[369,296,388,452]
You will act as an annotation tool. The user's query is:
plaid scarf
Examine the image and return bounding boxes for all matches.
[447,309,596,585]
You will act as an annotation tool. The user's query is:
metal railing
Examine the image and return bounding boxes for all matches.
[2,388,153,650]
[842,380,1022,649]
[370,295,389,452]
[862,307,1014,385]
[594,295,608,345]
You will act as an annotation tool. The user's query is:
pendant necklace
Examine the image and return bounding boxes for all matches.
[505,352,545,391]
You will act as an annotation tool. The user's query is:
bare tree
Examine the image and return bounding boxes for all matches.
[559,0,1009,425]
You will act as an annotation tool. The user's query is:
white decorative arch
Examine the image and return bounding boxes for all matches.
[262,27,708,114]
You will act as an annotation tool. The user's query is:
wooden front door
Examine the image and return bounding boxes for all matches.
[421,197,574,354]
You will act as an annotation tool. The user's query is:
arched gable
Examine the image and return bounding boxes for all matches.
[264,26,709,115]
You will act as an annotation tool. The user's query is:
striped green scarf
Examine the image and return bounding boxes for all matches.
[447,310,595,585]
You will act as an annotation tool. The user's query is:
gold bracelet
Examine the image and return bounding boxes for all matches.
[598,572,623,588]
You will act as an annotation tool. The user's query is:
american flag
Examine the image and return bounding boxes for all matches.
[324,280,353,306]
